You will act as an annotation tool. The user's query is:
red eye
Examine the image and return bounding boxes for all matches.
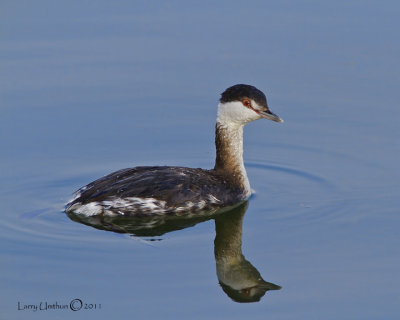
[242,99,251,107]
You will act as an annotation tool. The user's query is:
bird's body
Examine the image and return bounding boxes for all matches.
[67,166,246,216]
[65,84,282,216]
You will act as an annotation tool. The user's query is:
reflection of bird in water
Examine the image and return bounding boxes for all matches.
[66,204,231,237]
[214,202,281,302]
[65,84,282,216]
[66,201,281,302]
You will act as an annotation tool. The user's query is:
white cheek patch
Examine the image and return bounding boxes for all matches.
[217,101,261,125]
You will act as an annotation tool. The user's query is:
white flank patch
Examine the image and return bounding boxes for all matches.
[101,197,168,215]
[196,200,206,209]
[208,195,221,204]
[68,197,169,216]
[66,195,225,217]
[69,202,103,216]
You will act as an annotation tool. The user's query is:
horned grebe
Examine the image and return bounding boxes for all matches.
[65,84,283,216]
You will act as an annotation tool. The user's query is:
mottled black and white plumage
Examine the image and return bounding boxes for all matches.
[65,84,283,216]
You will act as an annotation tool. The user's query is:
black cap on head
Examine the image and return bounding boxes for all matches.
[220,84,268,107]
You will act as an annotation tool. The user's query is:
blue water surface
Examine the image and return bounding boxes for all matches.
[1,1,399,319]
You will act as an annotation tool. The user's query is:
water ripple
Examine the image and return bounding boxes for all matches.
[247,161,336,189]
[245,159,353,226]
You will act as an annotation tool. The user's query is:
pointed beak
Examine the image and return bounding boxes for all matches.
[257,281,282,291]
[259,109,284,123]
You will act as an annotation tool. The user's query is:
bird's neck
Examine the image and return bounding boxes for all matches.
[214,121,251,196]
